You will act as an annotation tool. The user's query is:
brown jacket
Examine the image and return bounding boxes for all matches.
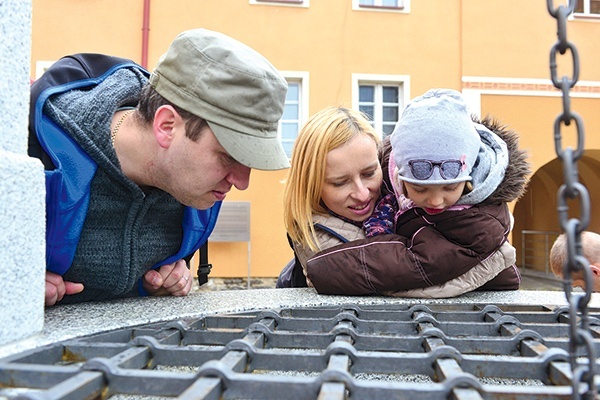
[296,212,517,297]
[306,202,520,295]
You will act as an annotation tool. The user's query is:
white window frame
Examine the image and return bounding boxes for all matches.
[250,0,310,8]
[572,0,600,18]
[352,0,410,13]
[352,74,410,138]
[279,71,309,158]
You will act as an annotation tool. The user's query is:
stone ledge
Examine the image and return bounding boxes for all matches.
[1,288,596,359]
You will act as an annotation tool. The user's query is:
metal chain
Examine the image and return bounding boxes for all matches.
[546,1,597,398]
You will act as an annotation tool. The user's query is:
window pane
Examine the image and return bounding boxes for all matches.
[591,0,600,13]
[286,82,299,100]
[282,141,294,158]
[382,86,398,103]
[382,106,398,122]
[382,0,399,7]
[280,79,300,158]
[359,105,374,120]
[281,122,298,140]
[382,123,395,136]
[359,85,375,102]
[359,0,375,5]
[283,104,298,120]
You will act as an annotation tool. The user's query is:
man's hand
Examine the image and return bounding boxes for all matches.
[143,259,193,297]
[45,271,84,307]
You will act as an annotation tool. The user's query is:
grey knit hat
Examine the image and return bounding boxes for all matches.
[149,29,290,170]
[391,88,481,185]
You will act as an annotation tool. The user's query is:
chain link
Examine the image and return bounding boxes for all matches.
[546,1,597,398]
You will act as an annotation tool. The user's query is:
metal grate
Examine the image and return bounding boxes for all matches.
[1,303,600,399]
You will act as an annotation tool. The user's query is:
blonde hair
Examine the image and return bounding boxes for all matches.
[283,107,380,251]
[549,231,600,277]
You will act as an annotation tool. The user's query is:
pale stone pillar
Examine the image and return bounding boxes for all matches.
[0,0,46,345]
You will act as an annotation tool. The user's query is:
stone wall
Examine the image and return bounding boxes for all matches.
[0,0,45,345]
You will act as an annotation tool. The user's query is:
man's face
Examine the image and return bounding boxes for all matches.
[162,121,251,210]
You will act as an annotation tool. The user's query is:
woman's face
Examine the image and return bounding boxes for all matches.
[321,134,382,222]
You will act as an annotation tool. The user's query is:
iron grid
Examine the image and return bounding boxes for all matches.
[1,303,600,399]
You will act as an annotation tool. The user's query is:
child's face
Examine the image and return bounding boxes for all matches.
[403,181,466,215]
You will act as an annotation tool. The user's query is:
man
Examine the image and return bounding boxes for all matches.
[32,29,289,305]
[550,231,600,292]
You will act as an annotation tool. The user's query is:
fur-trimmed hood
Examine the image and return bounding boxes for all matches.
[474,115,530,204]
[380,114,530,204]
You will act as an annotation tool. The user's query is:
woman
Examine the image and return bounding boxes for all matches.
[281,107,383,287]
[279,106,518,297]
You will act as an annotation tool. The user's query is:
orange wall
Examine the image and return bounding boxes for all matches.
[207,169,290,278]
[462,0,600,81]
[481,95,600,174]
[31,1,144,62]
[31,0,600,277]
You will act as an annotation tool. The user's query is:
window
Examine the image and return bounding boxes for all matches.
[280,82,300,158]
[359,85,400,136]
[353,0,409,13]
[574,0,600,16]
[359,0,401,6]
[353,74,409,138]
[250,0,309,7]
[279,72,309,158]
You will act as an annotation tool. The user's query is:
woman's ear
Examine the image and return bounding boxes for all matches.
[153,105,179,148]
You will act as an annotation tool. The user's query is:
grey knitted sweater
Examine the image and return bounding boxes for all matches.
[44,68,184,303]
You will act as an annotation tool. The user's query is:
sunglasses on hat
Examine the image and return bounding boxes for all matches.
[407,159,465,181]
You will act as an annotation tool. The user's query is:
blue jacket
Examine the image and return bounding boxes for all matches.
[30,54,220,293]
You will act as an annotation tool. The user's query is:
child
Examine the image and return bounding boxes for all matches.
[305,89,530,296]
[365,88,530,290]
[550,231,600,292]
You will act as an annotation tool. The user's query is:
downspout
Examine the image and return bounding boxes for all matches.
[141,0,151,69]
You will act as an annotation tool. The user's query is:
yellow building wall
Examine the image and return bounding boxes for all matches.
[31,0,600,278]
[481,95,600,173]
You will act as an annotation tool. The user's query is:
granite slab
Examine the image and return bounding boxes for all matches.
[1,288,596,360]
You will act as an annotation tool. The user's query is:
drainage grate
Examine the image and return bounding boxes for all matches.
[1,303,599,399]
